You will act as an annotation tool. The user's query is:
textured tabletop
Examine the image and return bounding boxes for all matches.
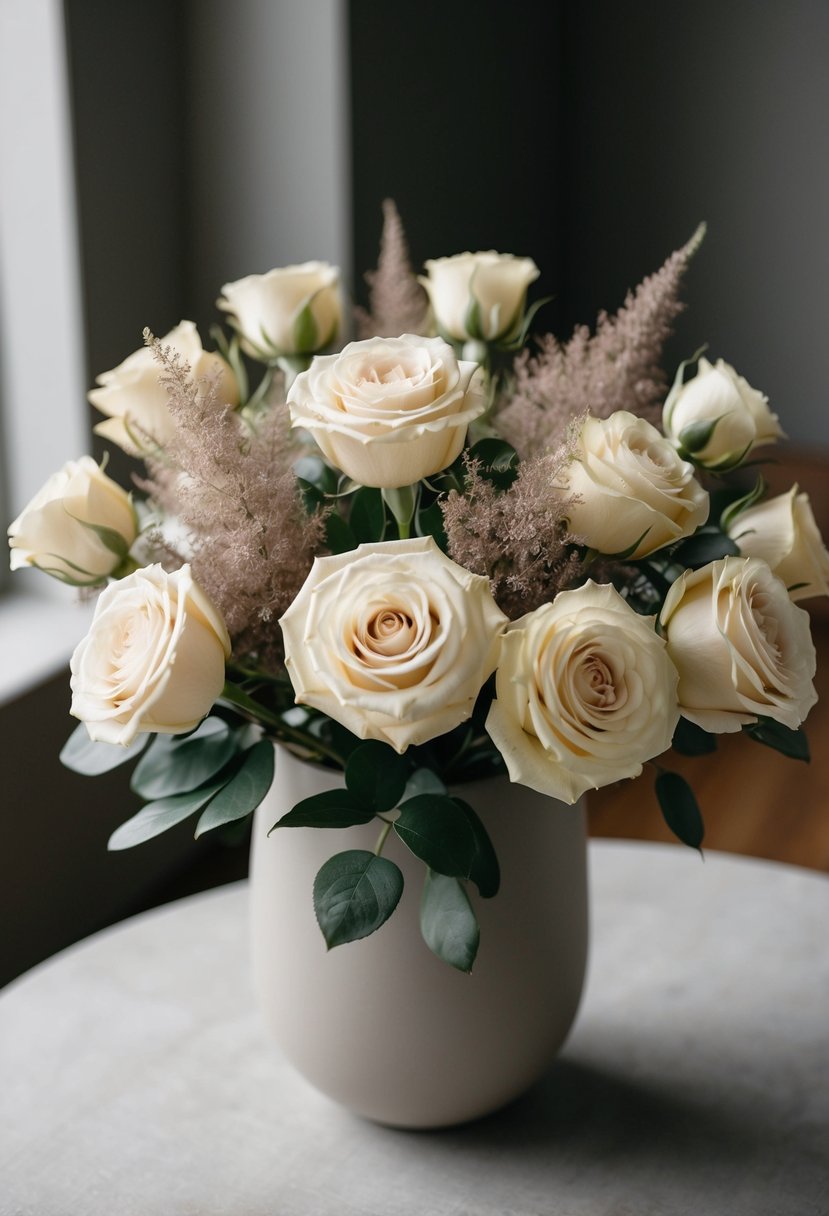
[1,840,828,1216]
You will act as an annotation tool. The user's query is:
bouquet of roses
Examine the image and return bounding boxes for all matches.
[8,204,824,971]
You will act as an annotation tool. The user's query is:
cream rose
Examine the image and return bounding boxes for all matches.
[419,251,540,343]
[662,356,784,469]
[89,320,238,455]
[279,537,507,752]
[8,457,137,585]
[559,411,709,558]
[486,582,679,804]
[216,261,340,360]
[287,334,485,488]
[660,556,817,733]
[70,564,231,745]
[727,486,829,601]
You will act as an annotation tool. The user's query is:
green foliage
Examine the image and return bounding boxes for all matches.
[744,718,810,762]
[466,437,519,489]
[60,723,147,776]
[451,797,500,898]
[672,717,718,756]
[313,850,404,947]
[195,739,275,837]
[654,770,705,852]
[350,487,387,543]
[345,741,409,813]
[719,475,767,533]
[269,788,376,831]
[130,718,238,800]
[108,782,226,850]
[672,527,740,568]
[420,871,479,972]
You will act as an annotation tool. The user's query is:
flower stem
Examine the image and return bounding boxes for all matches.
[374,819,394,857]
[219,680,347,768]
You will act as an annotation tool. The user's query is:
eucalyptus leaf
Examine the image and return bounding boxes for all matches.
[325,512,357,554]
[195,739,275,837]
[672,716,718,757]
[394,794,477,879]
[294,454,339,496]
[130,718,238,800]
[414,498,448,548]
[744,718,810,762]
[672,528,740,568]
[420,871,479,973]
[345,741,409,813]
[451,797,500,898]
[269,788,376,832]
[403,767,447,801]
[467,437,519,488]
[60,723,148,775]
[108,782,225,850]
[349,486,387,543]
[654,771,705,852]
[313,850,404,947]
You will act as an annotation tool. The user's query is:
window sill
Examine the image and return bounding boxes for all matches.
[0,583,93,707]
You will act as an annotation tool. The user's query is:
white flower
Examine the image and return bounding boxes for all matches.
[89,320,238,455]
[279,537,507,753]
[287,334,485,488]
[8,457,137,584]
[559,411,709,558]
[216,261,340,360]
[419,251,540,343]
[70,564,231,745]
[728,486,829,601]
[660,556,817,733]
[486,582,679,804]
[662,356,784,469]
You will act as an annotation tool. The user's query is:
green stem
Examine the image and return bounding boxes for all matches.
[219,680,346,768]
[374,819,393,857]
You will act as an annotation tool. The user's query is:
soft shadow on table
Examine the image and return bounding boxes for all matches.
[387,1055,810,1182]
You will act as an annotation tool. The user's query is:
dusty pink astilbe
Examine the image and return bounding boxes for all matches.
[496,224,706,457]
[139,331,325,670]
[441,443,583,619]
[354,199,429,339]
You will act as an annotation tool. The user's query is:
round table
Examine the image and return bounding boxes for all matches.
[2,841,827,1215]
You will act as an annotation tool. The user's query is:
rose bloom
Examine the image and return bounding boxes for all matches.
[660,556,817,733]
[287,334,485,489]
[486,581,679,804]
[8,456,137,584]
[662,356,784,470]
[559,411,709,558]
[727,485,829,601]
[419,251,540,343]
[216,261,340,359]
[70,564,231,745]
[89,320,238,455]
[279,537,506,753]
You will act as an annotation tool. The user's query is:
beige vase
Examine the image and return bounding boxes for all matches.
[250,744,588,1129]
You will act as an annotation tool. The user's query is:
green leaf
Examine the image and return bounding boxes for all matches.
[654,771,705,852]
[744,718,810,762]
[345,741,409,813]
[194,739,275,837]
[394,794,477,879]
[420,871,479,973]
[403,767,447,801]
[325,511,357,554]
[292,300,319,354]
[269,788,376,831]
[294,454,339,496]
[60,722,148,775]
[451,797,500,898]
[349,486,387,543]
[414,498,448,548]
[719,475,767,533]
[130,718,238,800]
[672,528,740,568]
[467,437,519,488]
[108,782,225,850]
[672,716,718,756]
[678,416,720,454]
[313,850,404,947]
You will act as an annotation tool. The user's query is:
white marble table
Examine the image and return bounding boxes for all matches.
[2,841,827,1215]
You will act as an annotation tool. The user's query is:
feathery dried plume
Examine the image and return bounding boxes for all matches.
[139,332,326,670]
[441,439,584,618]
[496,224,706,457]
[355,199,429,339]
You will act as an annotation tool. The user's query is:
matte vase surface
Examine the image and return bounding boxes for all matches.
[250,745,588,1129]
